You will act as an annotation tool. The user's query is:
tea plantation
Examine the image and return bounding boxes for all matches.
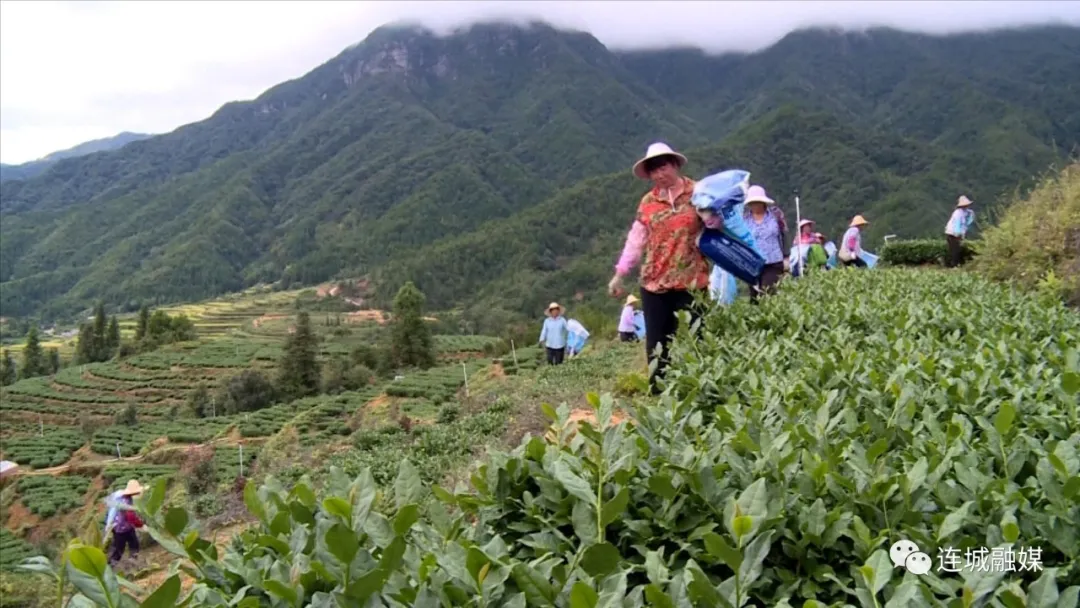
[120,269,1078,607]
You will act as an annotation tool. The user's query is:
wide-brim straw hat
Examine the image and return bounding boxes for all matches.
[957,195,973,208]
[799,219,815,229]
[122,479,144,496]
[624,295,639,306]
[632,142,687,180]
[850,215,869,228]
[745,185,775,206]
[547,302,562,313]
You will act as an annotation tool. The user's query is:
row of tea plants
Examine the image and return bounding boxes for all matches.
[10,270,1080,606]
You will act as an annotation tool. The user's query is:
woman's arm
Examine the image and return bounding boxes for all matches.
[538,321,547,345]
[615,221,647,277]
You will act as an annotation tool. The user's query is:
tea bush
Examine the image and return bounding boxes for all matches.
[880,238,976,266]
[15,475,92,518]
[14,270,1079,607]
[974,162,1080,305]
[0,530,36,571]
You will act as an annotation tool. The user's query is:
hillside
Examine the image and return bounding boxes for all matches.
[1,22,1078,321]
[2,269,1077,604]
[0,132,152,183]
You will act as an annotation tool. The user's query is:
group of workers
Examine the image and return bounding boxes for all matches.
[537,142,976,394]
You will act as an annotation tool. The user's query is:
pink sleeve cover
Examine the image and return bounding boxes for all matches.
[615,221,647,277]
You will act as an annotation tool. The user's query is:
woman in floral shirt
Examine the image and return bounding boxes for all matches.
[607,143,710,395]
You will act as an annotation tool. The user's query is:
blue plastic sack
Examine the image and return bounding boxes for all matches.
[860,251,879,268]
[633,311,646,340]
[692,169,766,284]
[709,266,738,305]
[691,170,751,215]
[698,229,766,285]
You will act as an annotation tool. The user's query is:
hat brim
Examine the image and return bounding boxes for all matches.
[632,152,687,180]
[746,196,775,206]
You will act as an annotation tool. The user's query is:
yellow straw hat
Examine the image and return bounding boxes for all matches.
[121,479,144,496]
[850,215,869,228]
[547,302,562,313]
[957,196,973,208]
[625,295,639,306]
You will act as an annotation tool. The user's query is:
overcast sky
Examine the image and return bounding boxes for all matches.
[1,0,1078,164]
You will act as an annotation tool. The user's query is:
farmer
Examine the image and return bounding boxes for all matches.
[791,219,829,274]
[607,142,710,395]
[944,195,975,268]
[538,302,569,366]
[839,215,870,268]
[743,185,788,300]
[617,295,640,342]
[104,479,144,566]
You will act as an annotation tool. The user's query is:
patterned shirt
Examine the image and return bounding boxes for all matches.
[615,177,710,293]
[745,210,785,264]
[945,209,974,237]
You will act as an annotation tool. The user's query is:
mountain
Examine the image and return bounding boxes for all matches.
[1,21,1077,321]
[0,132,153,183]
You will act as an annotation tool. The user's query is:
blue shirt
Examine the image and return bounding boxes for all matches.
[745,211,785,264]
[539,316,568,349]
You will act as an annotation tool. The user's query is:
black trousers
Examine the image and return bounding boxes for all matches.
[946,235,963,268]
[752,262,785,302]
[640,288,699,395]
[619,331,637,342]
[545,347,565,365]
[843,257,868,268]
[108,529,139,565]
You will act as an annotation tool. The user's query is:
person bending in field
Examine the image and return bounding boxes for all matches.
[538,302,569,365]
[839,215,870,268]
[944,195,975,268]
[104,479,145,567]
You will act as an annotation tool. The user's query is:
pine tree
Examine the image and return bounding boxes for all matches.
[390,282,435,369]
[276,312,321,400]
[106,316,121,358]
[135,304,150,342]
[92,303,108,362]
[20,327,47,379]
[47,348,61,374]
[0,350,16,386]
[75,323,95,364]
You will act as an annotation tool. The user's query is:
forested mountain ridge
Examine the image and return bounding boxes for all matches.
[0,132,152,183]
[1,21,1077,321]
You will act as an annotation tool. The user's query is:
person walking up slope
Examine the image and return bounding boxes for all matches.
[618,295,640,342]
[538,302,569,365]
[607,142,711,395]
[104,479,145,567]
[945,195,975,268]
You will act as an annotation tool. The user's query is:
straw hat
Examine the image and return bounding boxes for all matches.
[546,302,562,314]
[850,215,869,228]
[957,195,973,208]
[624,295,639,306]
[632,143,687,180]
[798,219,815,230]
[745,185,775,206]
[121,479,144,496]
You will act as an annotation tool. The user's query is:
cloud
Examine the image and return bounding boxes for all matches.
[1,0,1078,164]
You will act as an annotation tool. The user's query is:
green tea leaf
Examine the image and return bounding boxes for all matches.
[163,507,188,537]
[648,474,677,500]
[322,497,352,525]
[394,461,424,509]
[569,582,599,608]
[512,563,557,606]
[554,460,595,503]
[1062,372,1080,395]
[392,504,420,536]
[325,523,359,566]
[703,533,742,571]
[140,574,180,608]
[581,542,621,578]
[600,487,629,526]
[994,401,1016,436]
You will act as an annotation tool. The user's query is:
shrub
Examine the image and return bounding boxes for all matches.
[974,161,1080,305]
[880,238,976,266]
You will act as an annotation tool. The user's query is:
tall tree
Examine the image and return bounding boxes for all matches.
[106,316,121,358]
[0,349,15,386]
[390,282,435,369]
[276,312,321,400]
[20,327,47,379]
[47,348,61,374]
[92,302,108,361]
[75,323,95,364]
[135,304,150,342]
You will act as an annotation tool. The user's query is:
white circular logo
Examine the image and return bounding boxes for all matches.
[905,551,933,575]
[889,540,920,569]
